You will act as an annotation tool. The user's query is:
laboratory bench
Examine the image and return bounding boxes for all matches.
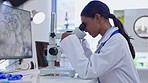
[1,69,91,83]
[1,68,148,83]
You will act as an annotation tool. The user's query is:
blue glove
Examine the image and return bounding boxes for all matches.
[7,74,23,80]
[0,72,7,79]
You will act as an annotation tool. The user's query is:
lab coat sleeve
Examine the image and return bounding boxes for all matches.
[60,34,124,79]
[60,35,91,79]
[81,39,93,59]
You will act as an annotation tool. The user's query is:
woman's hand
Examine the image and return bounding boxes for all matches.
[61,32,72,41]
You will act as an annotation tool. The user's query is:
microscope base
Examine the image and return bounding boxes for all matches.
[40,67,75,77]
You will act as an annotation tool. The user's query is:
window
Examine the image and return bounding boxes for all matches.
[56,0,75,33]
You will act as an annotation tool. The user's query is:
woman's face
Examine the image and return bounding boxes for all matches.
[81,15,101,38]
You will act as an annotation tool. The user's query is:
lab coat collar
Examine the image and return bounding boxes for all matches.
[98,27,119,45]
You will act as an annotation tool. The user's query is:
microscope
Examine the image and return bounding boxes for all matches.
[46,12,61,69]
[40,12,75,77]
[73,22,86,39]
[40,11,86,77]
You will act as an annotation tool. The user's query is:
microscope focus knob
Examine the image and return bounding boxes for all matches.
[49,47,58,56]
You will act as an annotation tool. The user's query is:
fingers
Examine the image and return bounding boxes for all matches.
[61,32,72,41]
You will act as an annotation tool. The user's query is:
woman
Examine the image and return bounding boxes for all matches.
[60,1,140,83]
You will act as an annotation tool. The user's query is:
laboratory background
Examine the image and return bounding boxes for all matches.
[0,0,148,83]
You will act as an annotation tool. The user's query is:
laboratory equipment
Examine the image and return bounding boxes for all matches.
[0,4,32,59]
[40,12,75,77]
[39,0,86,76]
[35,41,49,68]
[31,10,45,24]
[124,9,148,52]
[73,22,86,39]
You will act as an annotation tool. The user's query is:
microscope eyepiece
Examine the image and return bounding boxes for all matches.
[79,22,86,31]
[72,22,86,39]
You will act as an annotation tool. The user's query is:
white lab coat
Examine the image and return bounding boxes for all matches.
[60,27,140,83]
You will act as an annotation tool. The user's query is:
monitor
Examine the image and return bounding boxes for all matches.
[0,4,32,59]
[35,41,49,68]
